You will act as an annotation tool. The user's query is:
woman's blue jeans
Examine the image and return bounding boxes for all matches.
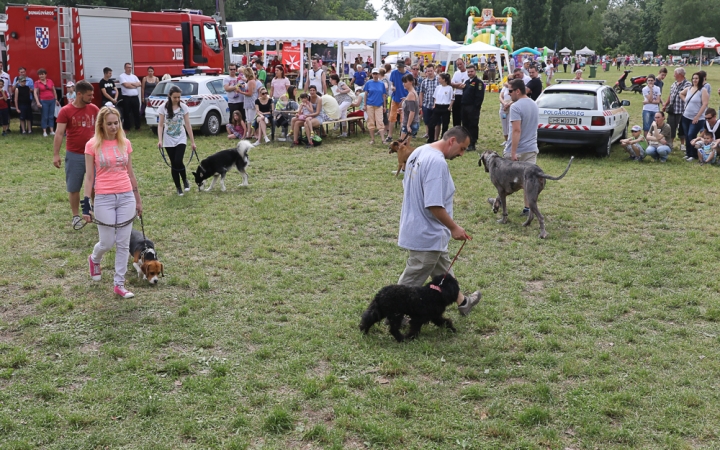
[680,116,705,158]
[40,99,55,130]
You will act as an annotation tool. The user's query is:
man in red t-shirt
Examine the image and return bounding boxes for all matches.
[53,80,100,230]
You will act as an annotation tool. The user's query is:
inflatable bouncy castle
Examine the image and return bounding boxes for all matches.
[464,7,516,52]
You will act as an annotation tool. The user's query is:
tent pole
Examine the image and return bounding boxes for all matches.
[263,41,268,67]
[299,42,304,91]
[337,42,342,79]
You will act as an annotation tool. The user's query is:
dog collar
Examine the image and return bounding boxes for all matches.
[429,284,442,292]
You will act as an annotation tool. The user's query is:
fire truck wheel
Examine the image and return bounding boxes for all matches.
[201,111,221,136]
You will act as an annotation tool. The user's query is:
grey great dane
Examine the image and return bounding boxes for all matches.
[478,151,573,239]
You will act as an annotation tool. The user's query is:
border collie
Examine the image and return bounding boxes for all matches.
[192,141,251,192]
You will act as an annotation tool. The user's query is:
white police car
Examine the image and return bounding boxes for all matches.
[145,74,230,136]
[536,80,630,157]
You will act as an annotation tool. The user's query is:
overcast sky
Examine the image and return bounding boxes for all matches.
[370,0,385,20]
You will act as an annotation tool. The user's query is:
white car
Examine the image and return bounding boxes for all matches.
[536,80,631,157]
[145,74,230,136]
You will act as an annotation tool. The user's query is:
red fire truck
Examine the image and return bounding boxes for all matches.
[1,4,225,99]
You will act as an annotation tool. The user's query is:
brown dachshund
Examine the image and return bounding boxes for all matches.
[388,138,415,177]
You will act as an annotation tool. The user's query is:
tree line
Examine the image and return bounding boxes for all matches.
[382,0,720,56]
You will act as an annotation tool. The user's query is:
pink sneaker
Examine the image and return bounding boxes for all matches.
[88,255,101,281]
[113,285,135,299]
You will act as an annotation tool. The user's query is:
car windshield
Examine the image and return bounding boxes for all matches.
[151,81,198,96]
[537,90,597,110]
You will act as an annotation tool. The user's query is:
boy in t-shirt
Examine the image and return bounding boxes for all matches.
[620,125,647,161]
[0,80,9,136]
[692,130,717,165]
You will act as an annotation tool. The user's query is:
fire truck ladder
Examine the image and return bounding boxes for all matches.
[58,7,75,87]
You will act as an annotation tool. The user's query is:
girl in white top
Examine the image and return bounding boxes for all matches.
[158,85,196,196]
[544,62,554,86]
[428,73,454,142]
[499,81,513,145]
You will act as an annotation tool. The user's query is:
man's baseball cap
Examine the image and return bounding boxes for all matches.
[371,68,380,74]
[631,125,641,132]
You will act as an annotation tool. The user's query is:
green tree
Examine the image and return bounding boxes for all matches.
[658,0,720,52]
[601,2,640,54]
[638,0,664,54]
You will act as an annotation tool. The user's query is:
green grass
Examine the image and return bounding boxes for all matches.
[1,64,720,449]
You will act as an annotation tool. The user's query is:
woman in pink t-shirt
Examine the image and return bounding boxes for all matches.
[34,68,59,137]
[81,106,143,299]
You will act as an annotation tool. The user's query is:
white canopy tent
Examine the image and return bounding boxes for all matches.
[226,20,404,88]
[559,47,572,55]
[576,46,595,56]
[446,40,510,79]
[344,44,374,69]
[381,24,463,53]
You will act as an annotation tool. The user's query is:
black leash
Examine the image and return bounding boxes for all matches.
[158,144,199,169]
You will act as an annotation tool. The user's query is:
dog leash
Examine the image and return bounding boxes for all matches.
[438,239,467,287]
[158,144,199,169]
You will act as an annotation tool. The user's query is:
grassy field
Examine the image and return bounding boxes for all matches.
[1,64,719,450]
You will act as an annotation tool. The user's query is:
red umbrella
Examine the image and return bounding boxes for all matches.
[668,36,720,62]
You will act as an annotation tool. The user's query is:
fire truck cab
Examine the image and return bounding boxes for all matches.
[1,4,224,100]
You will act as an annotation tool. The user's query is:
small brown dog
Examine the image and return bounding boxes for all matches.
[129,229,164,284]
[388,138,415,177]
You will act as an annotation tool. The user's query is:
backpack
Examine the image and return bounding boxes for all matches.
[300,134,323,146]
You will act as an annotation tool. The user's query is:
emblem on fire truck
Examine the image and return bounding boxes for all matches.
[35,27,50,49]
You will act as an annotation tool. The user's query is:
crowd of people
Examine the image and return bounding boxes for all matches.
[620,67,719,164]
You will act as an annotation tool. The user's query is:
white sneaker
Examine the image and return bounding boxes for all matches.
[276,137,287,142]
[264,136,270,143]
[681,144,686,152]
[50,131,55,136]
[340,133,348,138]
[500,140,506,147]
[252,140,261,147]
[43,131,48,137]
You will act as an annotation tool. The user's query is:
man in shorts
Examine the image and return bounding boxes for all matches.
[52,81,100,229]
[397,126,481,315]
[504,78,539,215]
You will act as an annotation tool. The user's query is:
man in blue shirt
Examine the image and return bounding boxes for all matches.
[386,61,408,143]
[352,65,367,88]
[363,68,388,145]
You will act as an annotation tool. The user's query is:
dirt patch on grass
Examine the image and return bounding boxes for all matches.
[0,301,35,325]
[525,280,544,293]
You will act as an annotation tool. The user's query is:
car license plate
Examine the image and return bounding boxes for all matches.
[548,117,578,125]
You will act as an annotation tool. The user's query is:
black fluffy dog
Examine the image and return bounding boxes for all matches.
[359,275,461,342]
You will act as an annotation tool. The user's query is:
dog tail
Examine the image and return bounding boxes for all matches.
[359,305,382,333]
[541,156,574,181]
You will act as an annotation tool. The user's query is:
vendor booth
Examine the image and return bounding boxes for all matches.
[226,20,404,89]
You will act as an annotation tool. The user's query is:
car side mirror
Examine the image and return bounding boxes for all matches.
[621,100,630,106]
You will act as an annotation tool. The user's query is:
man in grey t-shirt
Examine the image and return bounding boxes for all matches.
[397,126,481,316]
[504,78,539,215]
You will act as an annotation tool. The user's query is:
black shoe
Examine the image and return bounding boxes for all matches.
[467,145,476,152]
[177,188,184,196]
[183,179,190,192]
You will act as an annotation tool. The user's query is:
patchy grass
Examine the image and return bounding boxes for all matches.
[0,65,719,449]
